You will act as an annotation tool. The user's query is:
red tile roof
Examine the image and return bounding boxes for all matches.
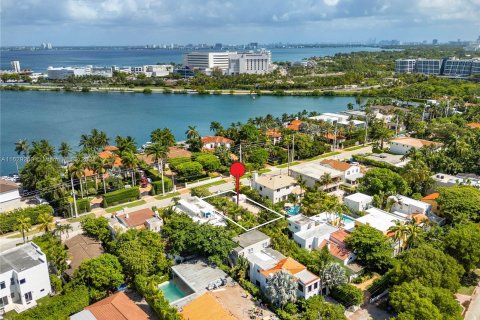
[266,129,282,138]
[104,145,119,152]
[85,292,149,320]
[260,257,305,277]
[330,229,350,244]
[321,159,352,172]
[180,293,236,320]
[466,123,480,129]
[329,242,352,260]
[287,120,302,131]
[422,193,439,201]
[390,137,442,148]
[324,133,346,140]
[201,136,234,145]
[117,208,155,228]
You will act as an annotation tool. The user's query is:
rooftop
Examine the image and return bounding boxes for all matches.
[422,193,440,201]
[65,234,104,277]
[287,214,313,226]
[388,195,431,211]
[0,179,19,193]
[260,257,305,277]
[320,159,353,172]
[390,137,443,149]
[137,147,192,165]
[295,268,320,285]
[233,230,270,250]
[330,229,350,244]
[0,242,45,274]
[295,223,338,241]
[201,136,234,145]
[117,208,157,228]
[266,129,282,138]
[287,119,302,131]
[246,248,286,271]
[290,162,343,180]
[172,259,229,294]
[82,292,149,320]
[466,123,480,129]
[179,293,236,320]
[356,208,406,232]
[254,174,297,190]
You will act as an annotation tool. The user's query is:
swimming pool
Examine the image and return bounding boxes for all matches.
[286,205,300,215]
[341,214,355,224]
[158,281,188,302]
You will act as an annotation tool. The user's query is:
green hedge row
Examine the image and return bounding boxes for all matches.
[67,198,91,216]
[0,204,53,234]
[352,154,402,173]
[102,187,140,208]
[168,157,191,170]
[151,178,173,195]
[330,283,364,307]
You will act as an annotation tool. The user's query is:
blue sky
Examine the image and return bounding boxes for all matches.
[1,0,479,46]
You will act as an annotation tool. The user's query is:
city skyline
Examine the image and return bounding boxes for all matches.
[1,0,479,46]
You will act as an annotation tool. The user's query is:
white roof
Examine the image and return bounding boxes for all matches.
[177,196,216,215]
[290,162,343,180]
[295,223,338,241]
[287,214,313,226]
[388,195,431,211]
[344,192,373,203]
[355,207,406,232]
[246,248,285,270]
[295,269,319,284]
[254,174,296,190]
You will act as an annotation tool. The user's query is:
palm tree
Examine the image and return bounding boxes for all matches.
[91,129,109,150]
[16,215,31,243]
[115,136,137,154]
[319,172,333,189]
[37,212,55,233]
[405,219,423,249]
[120,151,139,186]
[347,102,354,110]
[266,270,297,308]
[388,220,408,253]
[58,142,71,165]
[70,153,87,198]
[54,224,73,239]
[185,125,200,140]
[145,142,169,195]
[15,138,29,156]
[296,175,307,197]
[209,121,224,136]
[30,140,55,158]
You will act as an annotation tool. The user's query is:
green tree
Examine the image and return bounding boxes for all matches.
[358,168,410,205]
[145,142,169,195]
[266,270,297,308]
[401,159,434,195]
[80,217,111,244]
[15,214,31,243]
[345,225,393,272]
[389,244,464,292]
[175,161,204,179]
[33,233,68,275]
[389,280,462,320]
[113,229,171,280]
[248,148,268,168]
[120,151,139,186]
[444,223,480,272]
[150,128,175,147]
[330,283,363,307]
[58,142,71,164]
[437,186,480,223]
[14,138,29,156]
[299,295,346,320]
[115,135,137,153]
[196,153,221,172]
[73,254,124,301]
[185,125,203,152]
[319,263,347,295]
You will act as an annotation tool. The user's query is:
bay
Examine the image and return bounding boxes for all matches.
[0,47,385,72]
[0,91,355,175]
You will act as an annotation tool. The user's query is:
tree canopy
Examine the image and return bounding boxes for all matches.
[358,168,410,205]
[444,223,480,272]
[437,186,480,223]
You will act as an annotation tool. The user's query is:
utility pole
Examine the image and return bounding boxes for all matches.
[70,176,78,218]
[239,143,242,163]
[291,135,295,163]
[364,115,368,146]
[333,123,337,150]
[287,144,290,173]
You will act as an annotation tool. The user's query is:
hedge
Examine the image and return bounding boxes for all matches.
[168,157,191,170]
[4,285,90,320]
[175,161,204,179]
[67,198,91,216]
[0,204,53,234]
[151,177,173,195]
[352,154,402,173]
[195,154,220,172]
[330,283,363,307]
[102,187,140,208]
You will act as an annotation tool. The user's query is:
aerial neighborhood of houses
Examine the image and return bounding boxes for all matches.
[1,102,480,320]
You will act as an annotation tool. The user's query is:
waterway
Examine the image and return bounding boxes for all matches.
[0,47,386,72]
[0,91,355,174]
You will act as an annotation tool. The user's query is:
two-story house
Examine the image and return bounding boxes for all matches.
[201,136,234,150]
[0,243,51,313]
[252,173,300,203]
[320,159,363,186]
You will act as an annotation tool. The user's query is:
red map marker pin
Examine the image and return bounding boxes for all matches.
[230,162,246,205]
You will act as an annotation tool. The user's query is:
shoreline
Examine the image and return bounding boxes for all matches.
[0,84,375,97]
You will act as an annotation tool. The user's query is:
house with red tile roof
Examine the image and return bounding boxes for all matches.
[265,129,282,145]
[320,159,363,186]
[241,230,321,300]
[421,192,440,215]
[286,119,303,131]
[466,123,480,129]
[114,208,163,232]
[70,292,149,320]
[201,136,234,150]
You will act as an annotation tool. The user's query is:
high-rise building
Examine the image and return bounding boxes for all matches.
[471,59,480,75]
[414,59,443,75]
[184,52,234,74]
[432,39,438,45]
[395,59,416,73]
[10,61,21,73]
[442,59,473,77]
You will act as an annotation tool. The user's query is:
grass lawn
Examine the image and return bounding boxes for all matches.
[105,200,147,213]
[258,168,272,174]
[277,162,300,168]
[66,213,95,223]
[193,180,227,189]
[154,192,181,200]
[458,285,476,296]
[7,228,42,239]
[306,151,341,161]
[345,145,368,151]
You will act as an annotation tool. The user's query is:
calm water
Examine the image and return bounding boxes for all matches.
[0,47,385,72]
[0,91,354,174]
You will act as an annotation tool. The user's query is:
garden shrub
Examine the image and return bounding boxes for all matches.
[102,187,140,208]
[330,283,363,307]
[151,177,173,195]
[0,204,53,234]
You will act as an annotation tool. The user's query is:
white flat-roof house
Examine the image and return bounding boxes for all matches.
[287,214,316,234]
[289,162,343,192]
[355,207,406,235]
[389,137,443,155]
[309,113,366,128]
[0,243,51,313]
[231,230,271,265]
[252,173,299,203]
[293,223,339,250]
[344,193,373,213]
[387,195,432,216]
[176,196,226,227]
